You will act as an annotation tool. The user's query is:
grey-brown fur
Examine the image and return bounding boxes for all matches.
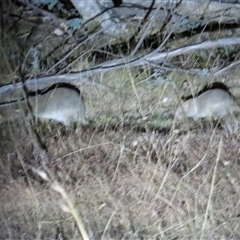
[175,89,240,120]
[0,87,86,126]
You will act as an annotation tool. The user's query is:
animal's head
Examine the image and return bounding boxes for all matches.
[174,101,191,120]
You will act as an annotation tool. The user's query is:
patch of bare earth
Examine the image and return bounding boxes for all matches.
[0,117,239,239]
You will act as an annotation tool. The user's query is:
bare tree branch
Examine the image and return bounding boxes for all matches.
[1,37,240,102]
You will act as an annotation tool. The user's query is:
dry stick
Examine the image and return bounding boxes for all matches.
[0,74,111,103]
[146,37,240,62]
[79,5,116,27]
[141,0,156,25]
[96,37,240,69]
[21,96,50,165]
[19,51,50,164]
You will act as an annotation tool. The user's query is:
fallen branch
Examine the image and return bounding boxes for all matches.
[0,74,111,103]
[213,59,240,76]
[1,37,240,102]
[95,37,240,68]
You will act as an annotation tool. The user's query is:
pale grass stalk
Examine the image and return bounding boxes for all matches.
[112,142,125,182]
[52,182,89,240]
[101,210,116,240]
[128,68,143,115]
[130,16,154,56]
[200,137,222,240]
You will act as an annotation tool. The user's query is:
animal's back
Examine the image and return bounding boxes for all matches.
[175,88,240,120]
[31,87,86,126]
[205,89,239,117]
[205,89,231,102]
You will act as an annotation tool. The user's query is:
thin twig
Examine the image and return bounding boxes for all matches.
[52,183,90,240]
[214,59,240,76]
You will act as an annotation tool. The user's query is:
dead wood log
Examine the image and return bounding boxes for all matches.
[1,37,240,103]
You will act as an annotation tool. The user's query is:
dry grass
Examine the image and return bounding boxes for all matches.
[0,109,240,239]
[1,65,240,239]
